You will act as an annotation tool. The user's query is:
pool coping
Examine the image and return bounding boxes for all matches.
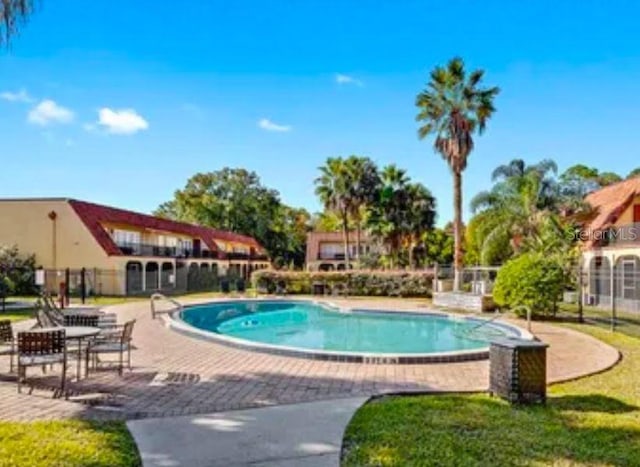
[163,298,534,364]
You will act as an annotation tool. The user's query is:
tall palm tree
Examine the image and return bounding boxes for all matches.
[416,57,499,290]
[1,0,34,47]
[344,155,381,265]
[315,157,353,268]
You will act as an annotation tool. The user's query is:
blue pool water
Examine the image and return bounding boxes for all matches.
[180,300,520,355]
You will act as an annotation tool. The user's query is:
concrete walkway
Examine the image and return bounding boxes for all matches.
[127,397,368,467]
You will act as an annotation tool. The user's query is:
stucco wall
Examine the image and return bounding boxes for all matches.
[0,199,111,269]
[615,195,640,225]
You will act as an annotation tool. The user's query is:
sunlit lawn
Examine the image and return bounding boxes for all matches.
[0,420,140,467]
[342,324,640,466]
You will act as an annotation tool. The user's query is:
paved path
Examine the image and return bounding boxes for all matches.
[0,297,621,421]
[128,397,367,467]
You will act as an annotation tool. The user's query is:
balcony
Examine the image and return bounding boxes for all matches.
[599,224,640,247]
[317,253,346,260]
[117,243,218,259]
[227,251,250,260]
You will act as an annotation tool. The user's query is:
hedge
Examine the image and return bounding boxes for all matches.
[493,253,564,318]
[251,270,434,297]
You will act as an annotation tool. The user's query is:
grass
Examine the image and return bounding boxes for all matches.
[0,420,140,467]
[342,324,640,466]
[0,307,36,323]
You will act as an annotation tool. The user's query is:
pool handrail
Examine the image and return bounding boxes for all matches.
[150,293,183,319]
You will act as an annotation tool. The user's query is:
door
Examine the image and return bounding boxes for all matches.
[634,204,640,223]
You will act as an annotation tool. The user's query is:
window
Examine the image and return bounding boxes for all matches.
[319,242,342,258]
[113,229,141,246]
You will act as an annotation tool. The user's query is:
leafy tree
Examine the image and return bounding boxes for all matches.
[309,211,346,232]
[422,228,454,266]
[367,165,436,268]
[559,164,622,200]
[155,168,310,268]
[628,168,640,179]
[1,0,35,47]
[344,155,381,264]
[314,157,356,268]
[470,158,560,263]
[0,244,36,296]
[404,183,437,268]
[416,57,499,290]
[464,211,512,266]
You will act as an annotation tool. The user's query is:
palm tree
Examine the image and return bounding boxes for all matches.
[315,157,353,268]
[470,158,560,263]
[416,57,499,290]
[1,0,34,47]
[367,165,407,268]
[404,183,437,269]
[344,156,381,265]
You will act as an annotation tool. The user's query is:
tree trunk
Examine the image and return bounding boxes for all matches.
[408,241,415,270]
[453,170,463,291]
[355,222,362,268]
[342,214,351,269]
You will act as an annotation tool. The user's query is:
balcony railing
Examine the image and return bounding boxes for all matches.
[117,243,218,259]
[600,223,640,247]
[226,251,250,260]
[317,253,346,260]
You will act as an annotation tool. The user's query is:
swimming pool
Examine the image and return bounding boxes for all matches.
[171,300,528,363]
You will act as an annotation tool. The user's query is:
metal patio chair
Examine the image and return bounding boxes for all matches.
[17,328,67,396]
[86,320,135,376]
[0,320,15,372]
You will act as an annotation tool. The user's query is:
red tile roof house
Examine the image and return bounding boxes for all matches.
[0,198,270,296]
[581,178,640,312]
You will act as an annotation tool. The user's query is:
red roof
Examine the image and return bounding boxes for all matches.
[68,199,265,257]
[584,177,640,247]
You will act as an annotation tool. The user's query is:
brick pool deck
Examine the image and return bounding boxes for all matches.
[0,297,620,421]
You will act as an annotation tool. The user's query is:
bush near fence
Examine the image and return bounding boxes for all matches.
[251,270,434,297]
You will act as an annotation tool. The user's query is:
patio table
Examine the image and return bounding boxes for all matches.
[35,326,101,380]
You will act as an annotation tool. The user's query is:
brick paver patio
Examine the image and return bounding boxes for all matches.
[0,297,620,421]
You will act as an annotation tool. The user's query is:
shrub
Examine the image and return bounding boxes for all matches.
[493,253,564,317]
[251,269,433,297]
[0,245,37,296]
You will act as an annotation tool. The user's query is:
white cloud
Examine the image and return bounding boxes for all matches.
[335,73,363,86]
[97,108,149,135]
[0,88,34,103]
[258,118,291,132]
[27,99,74,126]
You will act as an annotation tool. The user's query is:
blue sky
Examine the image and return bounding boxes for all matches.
[1,0,640,225]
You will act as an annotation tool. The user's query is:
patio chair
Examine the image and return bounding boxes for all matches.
[17,328,67,396]
[0,320,15,372]
[86,320,135,376]
[63,314,99,327]
[34,306,59,328]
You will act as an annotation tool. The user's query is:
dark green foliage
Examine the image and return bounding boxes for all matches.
[251,270,433,297]
[155,168,311,268]
[493,253,564,317]
[0,245,37,296]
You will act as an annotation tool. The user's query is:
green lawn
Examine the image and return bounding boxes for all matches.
[0,420,140,467]
[342,324,640,466]
[0,307,35,323]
